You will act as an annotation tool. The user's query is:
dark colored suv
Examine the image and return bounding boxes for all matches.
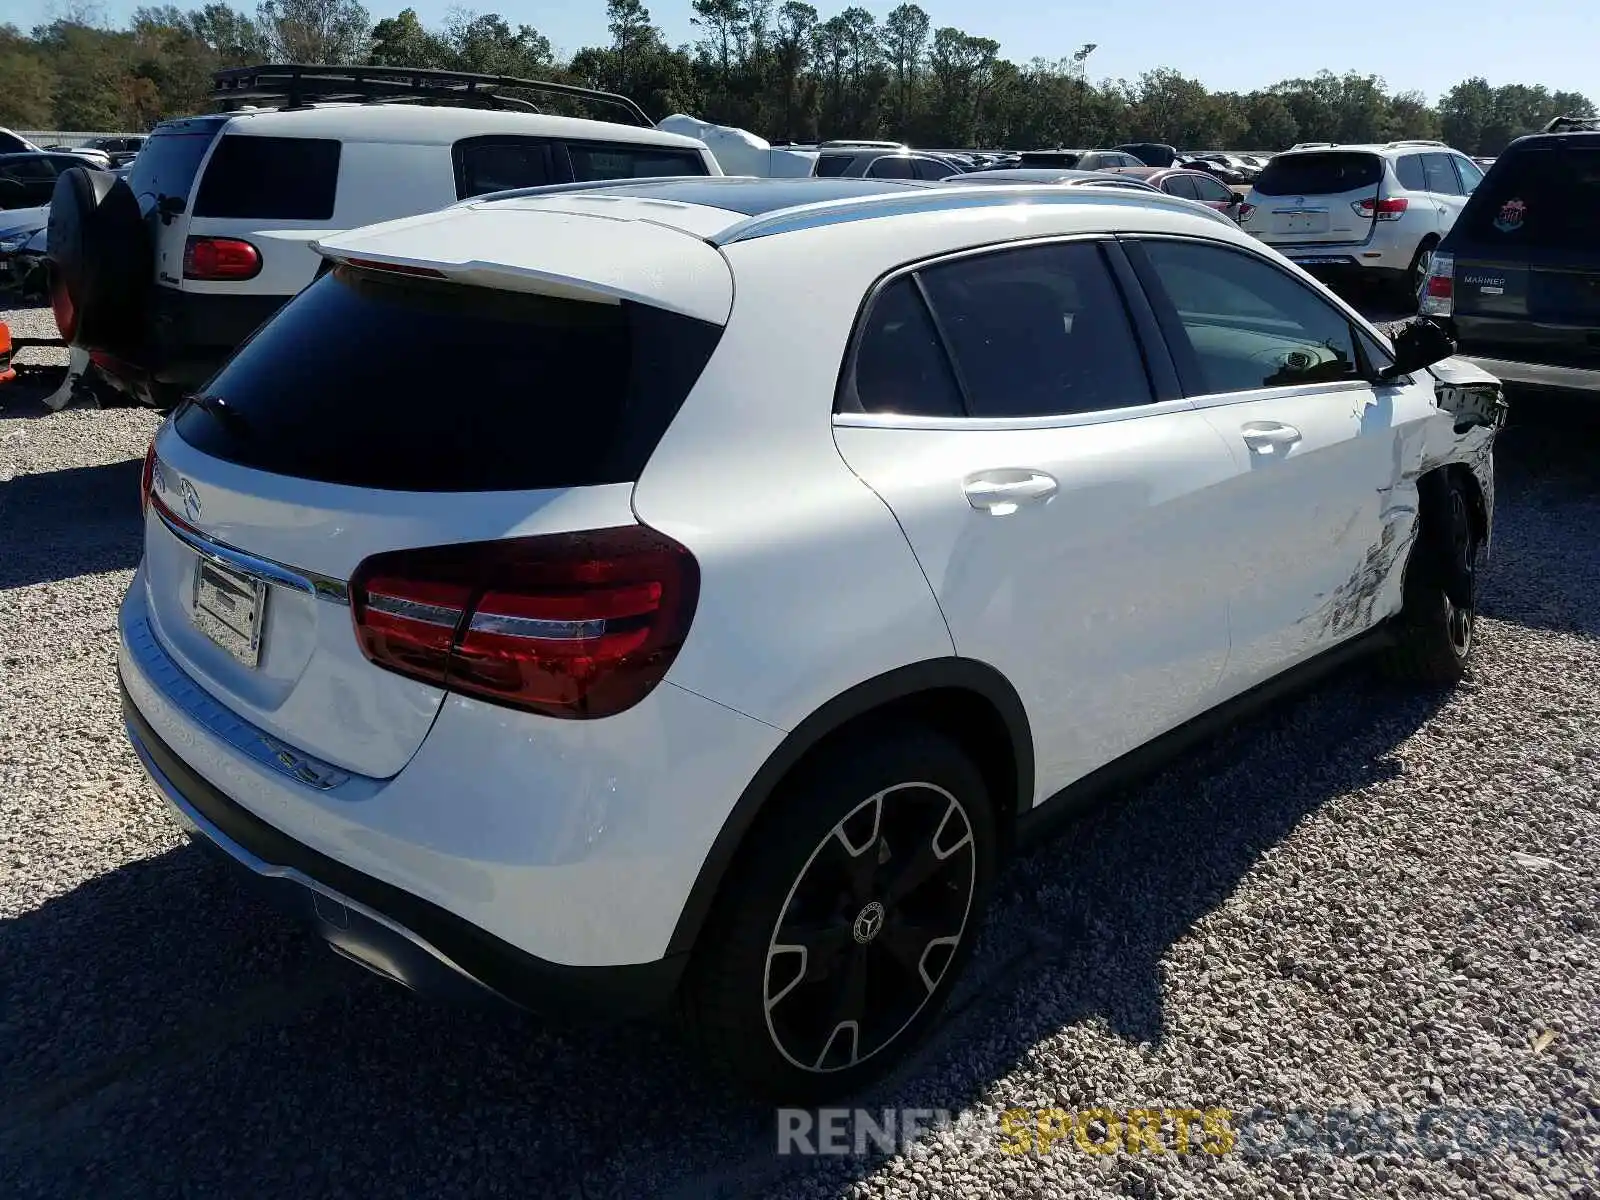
[1425,127,1600,392]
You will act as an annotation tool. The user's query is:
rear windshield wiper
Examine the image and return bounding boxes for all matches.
[185,392,251,438]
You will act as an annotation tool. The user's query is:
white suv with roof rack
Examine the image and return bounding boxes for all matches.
[1238,140,1485,302]
[119,174,1500,1101]
[45,63,718,408]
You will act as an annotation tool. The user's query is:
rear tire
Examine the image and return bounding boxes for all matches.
[683,726,996,1102]
[1396,238,1438,310]
[1382,473,1478,684]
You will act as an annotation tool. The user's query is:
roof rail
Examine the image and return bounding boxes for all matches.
[1287,141,1335,151]
[211,63,652,127]
[1542,114,1600,133]
[1384,139,1448,148]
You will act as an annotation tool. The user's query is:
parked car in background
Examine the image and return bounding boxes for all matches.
[47,62,719,410]
[0,205,49,293]
[1423,126,1600,392]
[1104,166,1245,218]
[1116,142,1181,167]
[120,174,1490,1106]
[83,135,147,168]
[1182,154,1250,185]
[1019,149,1147,171]
[937,168,1163,193]
[0,151,122,208]
[0,128,42,154]
[813,148,966,179]
[1238,140,1485,302]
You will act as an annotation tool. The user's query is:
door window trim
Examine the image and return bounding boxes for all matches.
[832,233,1188,431]
[1118,233,1390,404]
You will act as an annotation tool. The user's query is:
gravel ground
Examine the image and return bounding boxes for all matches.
[1,303,1596,1199]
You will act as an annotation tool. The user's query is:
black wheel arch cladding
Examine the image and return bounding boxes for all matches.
[664,657,1033,958]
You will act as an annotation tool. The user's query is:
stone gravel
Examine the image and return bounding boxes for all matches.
[1,302,1596,1199]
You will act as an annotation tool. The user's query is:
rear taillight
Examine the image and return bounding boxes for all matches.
[140,439,157,517]
[1236,202,1257,221]
[1419,252,1454,317]
[183,237,262,281]
[1352,196,1409,221]
[350,526,700,719]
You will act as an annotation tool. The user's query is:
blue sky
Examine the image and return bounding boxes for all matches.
[19,0,1597,103]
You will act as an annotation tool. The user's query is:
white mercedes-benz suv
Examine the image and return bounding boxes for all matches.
[119,176,1499,1101]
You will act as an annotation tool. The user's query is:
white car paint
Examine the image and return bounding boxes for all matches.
[120,180,1494,984]
[151,103,723,304]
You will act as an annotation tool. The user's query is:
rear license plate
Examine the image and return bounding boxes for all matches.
[192,558,268,667]
[1278,211,1327,234]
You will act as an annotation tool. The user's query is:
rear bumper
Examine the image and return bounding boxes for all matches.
[1459,355,1600,393]
[117,567,782,1011]
[122,690,682,1018]
[1452,317,1600,392]
[1257,236,1408,276]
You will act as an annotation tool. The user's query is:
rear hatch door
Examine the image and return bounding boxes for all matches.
[1248,150,1383,246]
[1448,141,1600,326]
[141,217,730,778]
[121,117,227,288]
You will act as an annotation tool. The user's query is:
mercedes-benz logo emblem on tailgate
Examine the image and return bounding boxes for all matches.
[178,477,203,523]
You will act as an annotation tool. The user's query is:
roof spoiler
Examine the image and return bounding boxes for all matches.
[211,63,652,127]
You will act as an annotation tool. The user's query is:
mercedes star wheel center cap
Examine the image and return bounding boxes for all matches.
[852,900,886,944]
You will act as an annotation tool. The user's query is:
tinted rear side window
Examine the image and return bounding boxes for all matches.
[1255,152,1382,196]
[565,141,708,181]
[1457,145,1600,250]
[814,154,853,177]
[841,277,964,417]
[193,136,340,220]
[1395,155,1426,190]
[456,138,552,197]
[173,268,724,491]
[126,123,223,216]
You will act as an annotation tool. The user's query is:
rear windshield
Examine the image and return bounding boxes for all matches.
[194,135,341,220]
[1255,151,1382,196]
[126,121,225,216]
[173,267,724,492]
[1456,144,1600,250]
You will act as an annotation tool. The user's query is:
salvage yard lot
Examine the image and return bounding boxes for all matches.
[1,305,1597,1199]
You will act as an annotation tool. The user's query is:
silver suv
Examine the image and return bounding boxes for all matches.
[1239,141,1485,302]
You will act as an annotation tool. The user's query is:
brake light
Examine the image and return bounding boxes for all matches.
[1352,196,1409,221]
[349,526,700,719]
[1237,202,1257,221]
[183,237,262,281]
[1419,252,1454,317]
[140,439,157,517]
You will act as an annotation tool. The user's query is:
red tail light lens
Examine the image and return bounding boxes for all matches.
[140,439,157,517]
[184,237,262,281]
[1352,196,1409,221]
[350,526,700,719]
[1237,202,1257,221]
[1419,252,1454,317]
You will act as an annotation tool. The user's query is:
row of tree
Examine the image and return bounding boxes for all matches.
[1,0,1592,155]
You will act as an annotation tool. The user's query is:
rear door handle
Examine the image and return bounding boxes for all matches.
[963,469,1058,511]
[1240,421,1302,454]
